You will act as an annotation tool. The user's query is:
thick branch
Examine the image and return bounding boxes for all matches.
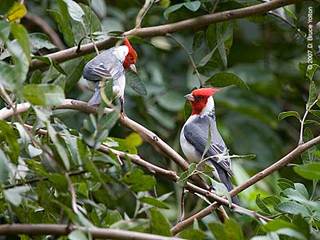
[171,135,320,234]
[29,0,301,70]
[0,224,181,240]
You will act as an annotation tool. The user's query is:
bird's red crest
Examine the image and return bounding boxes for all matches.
[123,38,138,69]
[192,88,218,97]
[189,88,219,115]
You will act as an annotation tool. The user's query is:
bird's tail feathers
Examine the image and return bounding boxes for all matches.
[215,165,239,205]
[88,86,101,106]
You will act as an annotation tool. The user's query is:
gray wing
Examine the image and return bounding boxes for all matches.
[83,47,125,81]
[183,115,232,175]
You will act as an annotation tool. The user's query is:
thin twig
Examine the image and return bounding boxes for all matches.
[65,173,79,214]
[167,33,203,87]
[299,98,318,144]
[135,0,155,29]
[29,0,302,70]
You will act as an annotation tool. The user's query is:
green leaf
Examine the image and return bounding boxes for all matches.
[277,201,309,217]
[184,1,201,11]
[263,219,307,240]
[224,218,244,240]
[68,230,88,240]
[256,194,271,214]
[306,64,319,81]
[62,0,85,23]
[126,71,147,96]
[48,9,75,47]
[294,163,320,180]
[23,84,65,106]
[278,111,301,121]
[277,178,294,190]
[179,229,206,240]
[103,210,122,226]
[110,133,143,154]
[6,2,27,22]
[0,150,10,183]
[10,23,30,61]
[164,1,201,19]
[140,196,170,209]
[205,72,248,89]
[0,39,29,91]
[275,229,306,240]
[29,33,57,52]
[307,81,318,108]
[0,120,20,163]
[163,3,184,19]
[64,57,86,93]
[4,186,30,207]
[123,169,156,192]
[47,123,70,170]
[263,219,296,232]
[208,222,226,240]
[150,208,171,236]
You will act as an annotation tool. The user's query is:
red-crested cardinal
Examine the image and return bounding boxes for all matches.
[83,38,138,113]
[180,88,238,203]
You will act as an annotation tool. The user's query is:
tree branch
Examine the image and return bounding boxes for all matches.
[0,100,270,222]
[4,122,268,223]
[171,134,320,234]
[29,0,301,70]
[0,224,182,240]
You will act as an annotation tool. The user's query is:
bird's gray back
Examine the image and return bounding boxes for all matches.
[83,47,124,81]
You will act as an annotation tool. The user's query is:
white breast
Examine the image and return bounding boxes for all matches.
[113,46,129,62]
[180,115,201,163]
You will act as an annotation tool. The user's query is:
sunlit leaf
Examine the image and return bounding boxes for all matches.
[150,208,171,236]
[205,72,248,89]
[4,186,30,207]
[11,23,30,61]
[123,169,156,192]
[23,84,65,106]
[6,2,27,22]
[294,163,320,180]
[278,111,301,121]
[140,196,170,209]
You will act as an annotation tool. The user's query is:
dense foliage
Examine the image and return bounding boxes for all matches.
[0,0,319,239]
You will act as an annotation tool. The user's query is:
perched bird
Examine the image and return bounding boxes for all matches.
[180,88,238,203]
[83,38,138,113]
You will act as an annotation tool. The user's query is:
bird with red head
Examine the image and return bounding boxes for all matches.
[83,38,138,113]
[180,87,239,204]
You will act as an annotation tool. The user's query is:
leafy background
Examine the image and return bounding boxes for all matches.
[0,0,320,239]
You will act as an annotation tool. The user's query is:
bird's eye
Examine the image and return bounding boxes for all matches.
[195,96,202,101]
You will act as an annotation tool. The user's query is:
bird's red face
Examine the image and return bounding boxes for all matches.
[185,88,219,115]
[123,38,138,72]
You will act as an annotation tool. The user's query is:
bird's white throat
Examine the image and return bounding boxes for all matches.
[113,46,129,62]
[200,96,215,116]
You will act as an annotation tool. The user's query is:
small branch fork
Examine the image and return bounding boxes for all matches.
[29,0,302,70]
[1,100,319,235]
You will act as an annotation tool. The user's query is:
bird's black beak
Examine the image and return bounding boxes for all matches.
[184,93,195,102]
